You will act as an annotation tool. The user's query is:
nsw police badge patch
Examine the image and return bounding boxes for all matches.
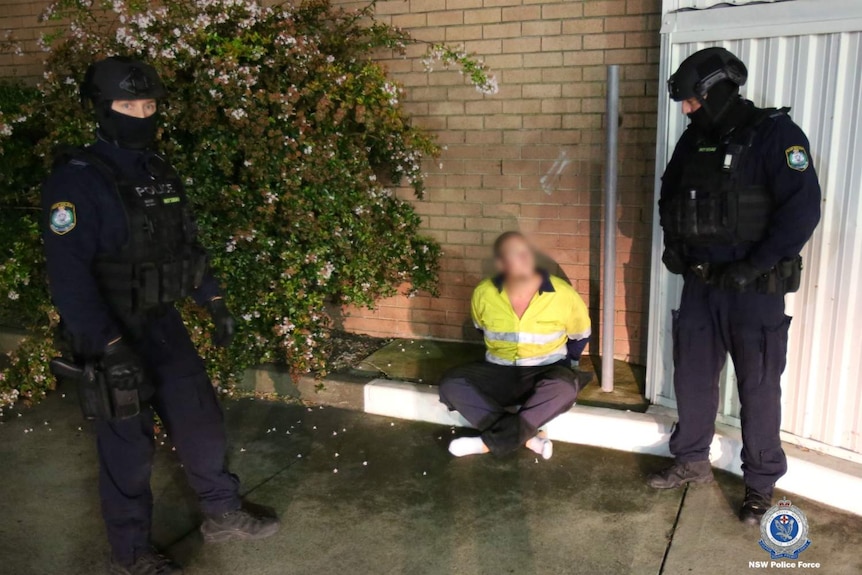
[759,498,811,560]
[785,146,810,172]
[49,201,77,235]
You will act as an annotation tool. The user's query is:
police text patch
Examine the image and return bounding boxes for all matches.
[49,202,77,235]
[786,146,810,172]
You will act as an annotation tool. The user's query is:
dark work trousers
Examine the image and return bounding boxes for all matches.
[671,273,791,492]
[438,360,580,455]
[95,309,240,565]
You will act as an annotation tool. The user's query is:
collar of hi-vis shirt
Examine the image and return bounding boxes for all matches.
[491,269,555,295]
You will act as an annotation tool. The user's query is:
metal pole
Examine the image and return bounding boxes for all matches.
[602,65,620,393]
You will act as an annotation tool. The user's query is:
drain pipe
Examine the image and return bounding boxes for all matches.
[602,65,620,393]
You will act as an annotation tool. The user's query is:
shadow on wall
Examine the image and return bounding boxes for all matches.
[589,116,653,366]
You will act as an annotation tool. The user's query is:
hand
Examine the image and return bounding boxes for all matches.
[207,297,236,348]
[662,245,688,275]
[720,260,764,292]
[102,340,145,391]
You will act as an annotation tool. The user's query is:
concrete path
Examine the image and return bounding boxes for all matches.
[0,393,860,575]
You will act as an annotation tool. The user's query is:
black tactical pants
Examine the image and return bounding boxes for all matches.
[670,273,791,492]
[96,309,240,566]
[438,360,580,455]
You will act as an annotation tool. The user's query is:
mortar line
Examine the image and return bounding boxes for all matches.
[658,484,689,575]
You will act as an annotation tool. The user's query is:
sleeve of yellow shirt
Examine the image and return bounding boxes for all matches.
[565,288,591,341]
[470,284,485,331]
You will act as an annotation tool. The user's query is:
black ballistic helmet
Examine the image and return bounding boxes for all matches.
[667,47,747,102]
[80,56,166,106]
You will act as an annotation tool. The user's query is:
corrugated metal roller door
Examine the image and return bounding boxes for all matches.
[650,0,862,461]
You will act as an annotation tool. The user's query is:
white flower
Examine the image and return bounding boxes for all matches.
[319,262,335,281]
[229,108,247,120]
[8,291,19,301]
[477,75,499,95]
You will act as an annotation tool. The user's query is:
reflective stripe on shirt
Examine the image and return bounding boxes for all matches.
[483,329,566,345]
[485,344,568,367]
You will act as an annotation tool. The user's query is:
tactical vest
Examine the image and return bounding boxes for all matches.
[667,108,789,247]
[57,147,208,318]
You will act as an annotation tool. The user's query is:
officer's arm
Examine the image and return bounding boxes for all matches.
[748,120,822,271]
[565,289,591,362]
[192,268,223,306]
[42,167,123,352]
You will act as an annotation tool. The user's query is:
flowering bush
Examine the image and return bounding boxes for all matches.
[0,0,498,409]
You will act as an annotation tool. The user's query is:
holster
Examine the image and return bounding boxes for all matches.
[49,357,141,421]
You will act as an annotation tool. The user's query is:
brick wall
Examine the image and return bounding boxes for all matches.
[0,1,51,80]
[334,0,661,363]
[0,0,662,364]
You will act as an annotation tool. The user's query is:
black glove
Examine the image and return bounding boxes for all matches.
[720,260,764,292]
[102,340,145,391]
[662,244,687,275]
[207,298,236,348]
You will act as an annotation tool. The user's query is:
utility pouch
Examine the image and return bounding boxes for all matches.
[48,358,140,420]
[778,256,803,294]
[111,387,141,420]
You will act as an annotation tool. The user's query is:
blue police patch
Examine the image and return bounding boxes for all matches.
[49,201,77,235]
[786,146,810,172]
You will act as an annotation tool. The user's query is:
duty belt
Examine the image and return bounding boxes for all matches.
[690,256,802,295]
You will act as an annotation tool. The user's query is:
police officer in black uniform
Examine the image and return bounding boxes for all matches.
[42,57,279,574]
[647,48,821,525]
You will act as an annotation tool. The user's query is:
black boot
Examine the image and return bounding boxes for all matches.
[740,486,773,526]
[200,503,281,543]
[646,460,714,489]
[109,548,182,575]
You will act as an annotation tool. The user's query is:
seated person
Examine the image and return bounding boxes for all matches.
[439,231,591,459]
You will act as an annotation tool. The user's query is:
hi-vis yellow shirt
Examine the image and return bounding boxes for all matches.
[471,273,591,367]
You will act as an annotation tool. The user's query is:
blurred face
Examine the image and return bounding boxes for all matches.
[111,99,158,118]
[682,96,702,115]
[495,235,536,281]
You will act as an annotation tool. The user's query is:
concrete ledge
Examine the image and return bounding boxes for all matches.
[362,378,862,517]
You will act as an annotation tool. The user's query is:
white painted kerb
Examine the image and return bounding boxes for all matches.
[364,379,862,517]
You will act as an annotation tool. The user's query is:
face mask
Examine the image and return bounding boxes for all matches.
[687,107,714,133]
[97,106,159,150]
[687,81,742,134]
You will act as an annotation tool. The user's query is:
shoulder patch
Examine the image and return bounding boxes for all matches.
[785,146,810,172]
[49,202,77,235]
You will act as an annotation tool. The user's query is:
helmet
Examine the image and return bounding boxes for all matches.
[81,56,166,105]
[667,47,747,102]
[81,57,167,150]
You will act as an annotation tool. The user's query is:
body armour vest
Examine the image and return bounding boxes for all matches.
[666,107,789,247]
[56,147,208,319]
